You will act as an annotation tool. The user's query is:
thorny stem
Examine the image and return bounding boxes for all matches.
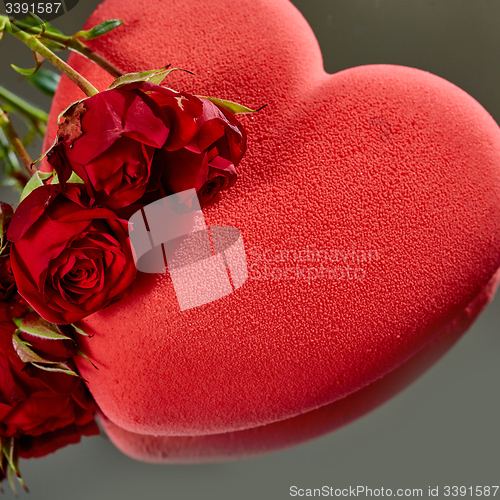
[9,25,99,97]
[5,17,124,78]
[0,106,36,176]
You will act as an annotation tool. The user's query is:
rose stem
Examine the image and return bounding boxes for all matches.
[0,107,37,176]
[9,27,99,97]
[6,18,124,78]
[68,40,123,77]
[0,84,48,136]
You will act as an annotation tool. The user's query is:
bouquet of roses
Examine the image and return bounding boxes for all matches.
[0,13,255,492]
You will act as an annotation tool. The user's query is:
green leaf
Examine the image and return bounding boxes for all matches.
[20,312,72,340]
[107,67,192,90]
[27,69,60,97]
[19,170,54,202]
[75,19,123,40]
[197,96,264,114]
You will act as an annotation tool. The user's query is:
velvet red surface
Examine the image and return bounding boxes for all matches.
[98,268,500,461]
[43,0,500,442]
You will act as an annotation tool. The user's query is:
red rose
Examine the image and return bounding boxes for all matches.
[143,83,247,207]
[47,87,170,211]
[0,321,98,458]
[47,82,247,211]
[7,183,136,325]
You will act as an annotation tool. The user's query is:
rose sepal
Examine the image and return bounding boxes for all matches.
[19,171,54,202]
[19,312,73,341]
[19,170,84,202]
[0,437,28,494]
[197,96,266,114]
[107,67,194,90]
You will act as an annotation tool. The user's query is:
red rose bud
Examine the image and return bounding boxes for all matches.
[47,88,170,211]
[0,321,99,460]
[7,184,137,325]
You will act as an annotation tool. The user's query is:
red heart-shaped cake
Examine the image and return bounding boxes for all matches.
[43,0,500,460]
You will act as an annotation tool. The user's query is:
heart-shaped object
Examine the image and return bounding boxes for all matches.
[97,267,500,462]
[43,0,500,459]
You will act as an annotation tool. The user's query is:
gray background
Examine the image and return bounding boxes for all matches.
[0,1,499,498]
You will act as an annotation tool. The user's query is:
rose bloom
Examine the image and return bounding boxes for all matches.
[48,82,247,211]
[7,183,136,325]
[47,87,169,211]
[0,318,98,459]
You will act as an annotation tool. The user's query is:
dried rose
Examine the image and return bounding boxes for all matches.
[47,88,170,211]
